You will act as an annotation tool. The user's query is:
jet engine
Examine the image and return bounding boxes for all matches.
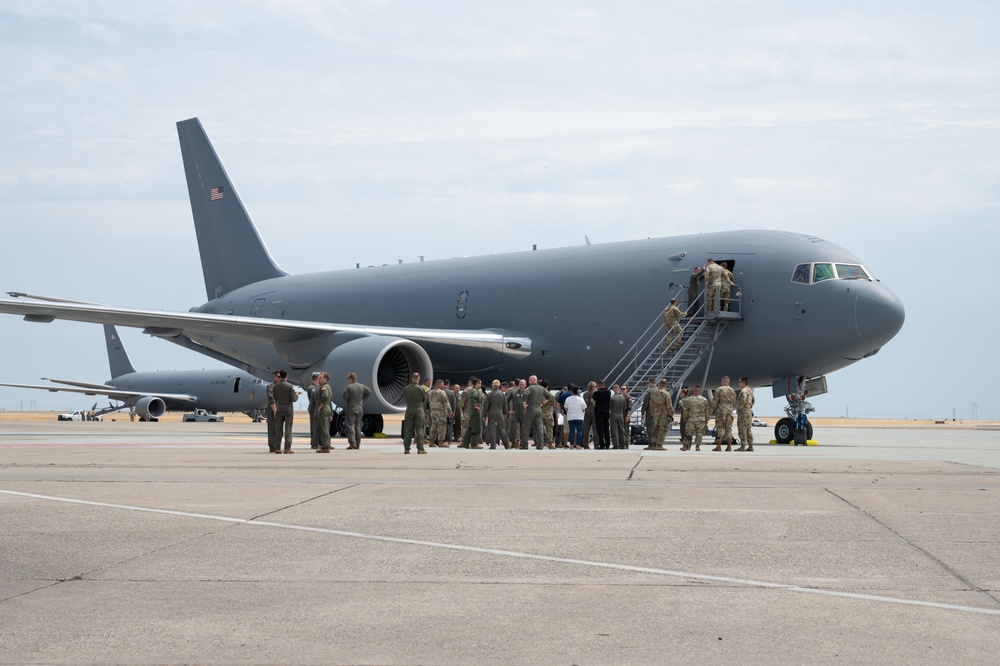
[323,336,433,412]
[133,395,167,421]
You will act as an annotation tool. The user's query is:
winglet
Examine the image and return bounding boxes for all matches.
[176,118,287,301]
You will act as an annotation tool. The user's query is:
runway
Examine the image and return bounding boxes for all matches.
[1,420,998,664]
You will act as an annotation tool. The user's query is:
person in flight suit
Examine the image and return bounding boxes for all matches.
[610,384,629,449]
[483,379,512,449]
[342,371,372,449]
[265,370,281,453]
[307,372,321,449]
[271,369,298,453]
[315,372,334,452]
[521,375,548,449]
[402,372,427,454]
[460,377,484,449]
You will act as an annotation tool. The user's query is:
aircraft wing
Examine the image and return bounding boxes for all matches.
[0,381,199,404]
[0,296,532,354]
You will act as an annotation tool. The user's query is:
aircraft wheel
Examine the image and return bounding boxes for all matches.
[334,413,347,437]
[361,414,379,438]
[804,420,814,441]
[774,417,795,444]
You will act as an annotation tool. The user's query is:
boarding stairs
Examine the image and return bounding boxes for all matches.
[605,287,741,416]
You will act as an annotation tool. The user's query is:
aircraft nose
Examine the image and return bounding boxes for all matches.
[855,284,905,349]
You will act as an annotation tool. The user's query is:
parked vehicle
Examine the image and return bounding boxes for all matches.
[58,410,102,422]
[182,409,224,423]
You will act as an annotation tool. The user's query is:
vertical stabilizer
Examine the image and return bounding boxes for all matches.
[176,118,287,301]
[104,325,137,379]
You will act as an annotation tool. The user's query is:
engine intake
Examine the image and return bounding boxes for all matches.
[134,395,167,420]
[323,336,432,413]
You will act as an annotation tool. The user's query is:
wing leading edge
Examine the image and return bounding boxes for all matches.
[0,380,198,404]
[0,296,533,356]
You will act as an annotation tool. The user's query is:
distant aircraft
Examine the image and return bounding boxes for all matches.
[0,324,268,421]
[0,118,904,441]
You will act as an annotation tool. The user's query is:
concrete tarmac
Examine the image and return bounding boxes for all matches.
[1,420,999,664]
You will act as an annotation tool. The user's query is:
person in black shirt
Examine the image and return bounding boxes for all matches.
[591,380,613,449]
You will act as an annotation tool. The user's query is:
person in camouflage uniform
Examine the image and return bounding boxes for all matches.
[645,378,674,450]
[662,298,687,353]
[704,259,723,312]
[676,386,689,448]
[460,377,484,449]
[681,385,709,451]
[736,376,755,452]
[720,261,736,312]
[709,375,737,451]
[428,378,452,448]
[484,379,511,449]
[539,379,556,448]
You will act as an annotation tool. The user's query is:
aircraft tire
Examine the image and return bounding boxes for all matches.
[774,417,795,444]
[334,413,348,437]
[361,414,375,438]
[805,420,814,441]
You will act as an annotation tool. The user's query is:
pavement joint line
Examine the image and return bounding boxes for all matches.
[3,488,1000,617]
[825,487,1000,607]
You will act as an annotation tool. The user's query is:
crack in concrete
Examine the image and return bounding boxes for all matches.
[825,487,1000,607]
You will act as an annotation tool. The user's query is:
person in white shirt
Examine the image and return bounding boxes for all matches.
[563,385,588,449]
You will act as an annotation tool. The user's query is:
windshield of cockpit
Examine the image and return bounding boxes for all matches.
[791,262,873,284]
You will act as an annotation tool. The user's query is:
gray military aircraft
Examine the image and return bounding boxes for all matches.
[0,117,904,440]
[0,324,268,420]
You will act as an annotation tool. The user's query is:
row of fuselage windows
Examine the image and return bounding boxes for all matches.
[791,262,873,285]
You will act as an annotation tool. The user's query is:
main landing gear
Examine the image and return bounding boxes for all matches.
[333,411,384,438]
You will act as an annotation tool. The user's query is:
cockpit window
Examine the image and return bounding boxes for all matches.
[791,262,874,285]
[835,264,870,280]
[813,263,835,282]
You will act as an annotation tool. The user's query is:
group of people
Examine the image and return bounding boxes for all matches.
[687,259,738,315]
[264,368,370,454]
[399,373,560,454]
[642,375,757,453]
[397,372,757,454]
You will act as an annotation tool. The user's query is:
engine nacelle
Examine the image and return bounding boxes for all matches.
[134,395,167,420]
[323,336,433,413]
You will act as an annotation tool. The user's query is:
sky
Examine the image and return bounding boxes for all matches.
[0,1,997,420]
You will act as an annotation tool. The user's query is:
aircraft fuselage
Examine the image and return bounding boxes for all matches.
[189,229,904,392]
